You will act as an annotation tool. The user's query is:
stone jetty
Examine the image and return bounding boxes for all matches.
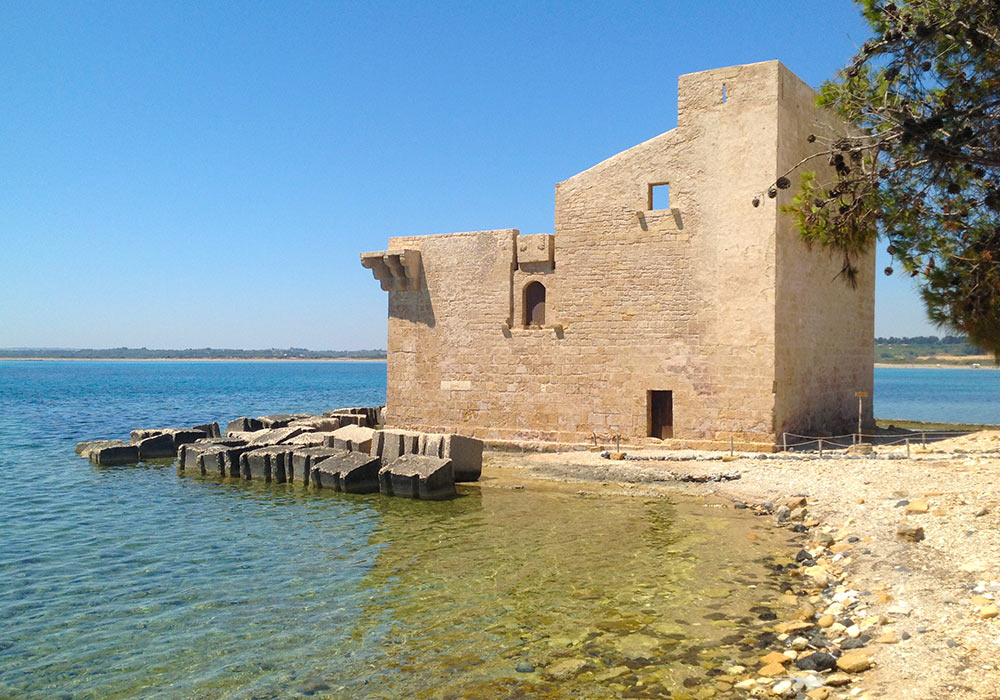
[76,406,481,501]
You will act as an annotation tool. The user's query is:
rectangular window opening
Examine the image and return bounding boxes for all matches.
[648,390,673,439]
[649,183,670,211]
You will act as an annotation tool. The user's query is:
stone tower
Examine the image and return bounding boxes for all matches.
[362,60,874,449]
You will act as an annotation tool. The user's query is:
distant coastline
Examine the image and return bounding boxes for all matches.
[0,347,386,361]
[1,357,386,363]
[876,362,997,370]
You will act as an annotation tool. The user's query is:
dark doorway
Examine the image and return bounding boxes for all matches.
[648,390,673,439]
[524,281,546,326]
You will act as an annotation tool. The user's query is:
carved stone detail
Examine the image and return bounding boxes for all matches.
[361,249,422,291]
[516,234,554,269]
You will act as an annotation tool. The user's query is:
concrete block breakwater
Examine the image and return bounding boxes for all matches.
[75,406,483,501]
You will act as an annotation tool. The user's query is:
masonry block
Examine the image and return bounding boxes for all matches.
[309,451,381,493]
[240,445,296,482]
[227,417,264,434]
[91,443,140,466]
[331,425,375,454]
[378,455,455,500]
[290,446,339,485]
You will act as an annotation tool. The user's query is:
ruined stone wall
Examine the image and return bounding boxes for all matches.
[773,65,875,437]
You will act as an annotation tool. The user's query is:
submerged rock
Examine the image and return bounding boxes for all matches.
[542,658,588,680]
[614,633,661,661]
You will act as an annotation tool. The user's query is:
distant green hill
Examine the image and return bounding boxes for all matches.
[875,336,989,364]
[0,347,386,360]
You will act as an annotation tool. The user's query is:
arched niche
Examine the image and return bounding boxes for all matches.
[523,281,546,327]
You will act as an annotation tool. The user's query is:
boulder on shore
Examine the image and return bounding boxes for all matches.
[244,426,308,447]
[286,431,337,447]
[896,519,925,542]
[372,429,422,460]
[369,429,483,482]
[258,414,311,429]
[191,422,221,438]
[419,433,483,482]
[323,406,380,427]
[227,417,264,434]
[378,454,455,500]
[310,451,381,493]
[288,416,341,432]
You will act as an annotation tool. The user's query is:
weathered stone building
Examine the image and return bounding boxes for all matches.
[362,61,874,450]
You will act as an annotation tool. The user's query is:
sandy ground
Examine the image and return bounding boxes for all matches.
[481,433,1000,700]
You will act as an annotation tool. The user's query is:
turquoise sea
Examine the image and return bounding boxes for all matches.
[1,361,996,699]
[1,360,800,700]
[874,366,1000,424]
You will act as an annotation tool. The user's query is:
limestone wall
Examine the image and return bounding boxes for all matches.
[772,65,875,437]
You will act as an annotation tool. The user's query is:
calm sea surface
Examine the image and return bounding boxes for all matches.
[874,366,1000,424]
[0,361,800,700]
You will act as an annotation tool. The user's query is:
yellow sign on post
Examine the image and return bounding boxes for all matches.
[855,391,868,398]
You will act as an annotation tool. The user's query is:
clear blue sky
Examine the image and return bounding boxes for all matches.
[0,0,939,350]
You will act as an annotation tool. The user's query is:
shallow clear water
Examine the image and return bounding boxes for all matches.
[1,362,800,698]
[874,366,1000,424]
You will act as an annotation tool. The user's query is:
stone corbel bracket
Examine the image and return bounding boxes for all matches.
[361,249,423,291]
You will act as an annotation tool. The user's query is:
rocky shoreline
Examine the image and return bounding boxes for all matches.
[483,433,1000,699]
